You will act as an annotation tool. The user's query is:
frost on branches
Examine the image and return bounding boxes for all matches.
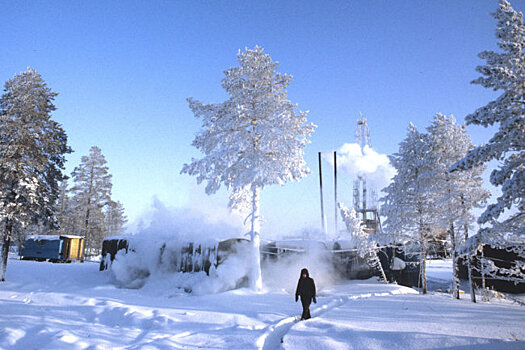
[451,0,524,240]
[0,68,71,281]
[70,146,113,257]
[338,203,387,283]
[181,47,316,290]
[380,123,437,293]
[428,114,489,301]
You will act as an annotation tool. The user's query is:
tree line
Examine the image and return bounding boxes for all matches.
[0,68,126,281]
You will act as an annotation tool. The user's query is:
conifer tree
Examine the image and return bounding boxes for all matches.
[55,179,73,236]
[0,68,71,281]
[380,124,438,294]
[182,47,316,290]
[428,114,489,300]
[105,200,127,237]
[451,0,524,238]
[70,146,112,257]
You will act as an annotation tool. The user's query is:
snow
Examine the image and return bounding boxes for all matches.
[25,235,60,241]
[391,256,407,270]
[60,235,84,239]
[1,255,524,349]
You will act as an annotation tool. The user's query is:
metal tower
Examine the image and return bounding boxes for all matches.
[353,117,380,233]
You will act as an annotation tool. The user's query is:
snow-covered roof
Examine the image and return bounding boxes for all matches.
[26,235,60,241]
[60,235,84,239]
[103,235,130,241]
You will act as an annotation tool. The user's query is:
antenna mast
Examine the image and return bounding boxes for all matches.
[353,116,380,233]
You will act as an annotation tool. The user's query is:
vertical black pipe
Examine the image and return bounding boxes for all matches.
[318,152,326,234]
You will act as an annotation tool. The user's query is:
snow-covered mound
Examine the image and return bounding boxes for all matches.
[107,233,252,295]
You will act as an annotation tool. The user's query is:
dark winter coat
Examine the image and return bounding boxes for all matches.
[295,268,316,303]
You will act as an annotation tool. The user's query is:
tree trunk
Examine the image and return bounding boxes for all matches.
[419,217,427,294]
[1,222,12,282]
[81,206,91,260]
[420,232,427,294]
[450,223,460,299]
[481,247,488,302]
[465,222,476,303]
[421,242,427,294]
[467,254,476,303]
[81,163,96,260]
[249,185,262,290]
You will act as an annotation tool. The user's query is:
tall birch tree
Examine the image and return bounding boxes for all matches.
[181,46,316,290]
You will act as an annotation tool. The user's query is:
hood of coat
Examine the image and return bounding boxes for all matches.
[300,268,309,278]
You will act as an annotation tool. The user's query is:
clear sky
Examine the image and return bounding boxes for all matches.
[1,1,522,238]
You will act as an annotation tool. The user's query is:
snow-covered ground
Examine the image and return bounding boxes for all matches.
[1,256,524,349]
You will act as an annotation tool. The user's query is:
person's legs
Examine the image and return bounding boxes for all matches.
[301,298,311,320]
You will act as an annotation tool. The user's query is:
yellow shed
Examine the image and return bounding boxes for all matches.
[60,235,84,262]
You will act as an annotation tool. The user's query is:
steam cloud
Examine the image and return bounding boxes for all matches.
[130,197,245,240]
[327,143,396,192]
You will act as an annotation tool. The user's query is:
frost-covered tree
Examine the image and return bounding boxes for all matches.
[55,179,74,236]
[0,68,71,281]
[181,46,316,290]
[451,0,524,238]
[380,123,438,294]
[451,1,525,292]
[339,202,387,282]
[105,200,127,237]
[428,114,490,300]
[70,146,112,257]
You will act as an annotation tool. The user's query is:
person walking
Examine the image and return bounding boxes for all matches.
[295,268,316,320]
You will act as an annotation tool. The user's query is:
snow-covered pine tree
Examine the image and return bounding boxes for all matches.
[427,114,490,301]
[70,146,113,258]
[451,0,524,238]
[181,46,316,290]
[338,202,387,282]
[380,123,438,294]
[0,68,71,281]
[450,0,525,290]
[55,179,74,236]
[105,200,127,237]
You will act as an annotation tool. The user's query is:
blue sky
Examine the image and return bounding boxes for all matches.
[1,1,522,238]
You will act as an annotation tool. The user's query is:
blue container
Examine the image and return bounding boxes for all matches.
[20,236,63,261]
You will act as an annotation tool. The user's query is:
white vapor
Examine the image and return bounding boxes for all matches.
[326,143,396,192]
[129,197,245,240]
